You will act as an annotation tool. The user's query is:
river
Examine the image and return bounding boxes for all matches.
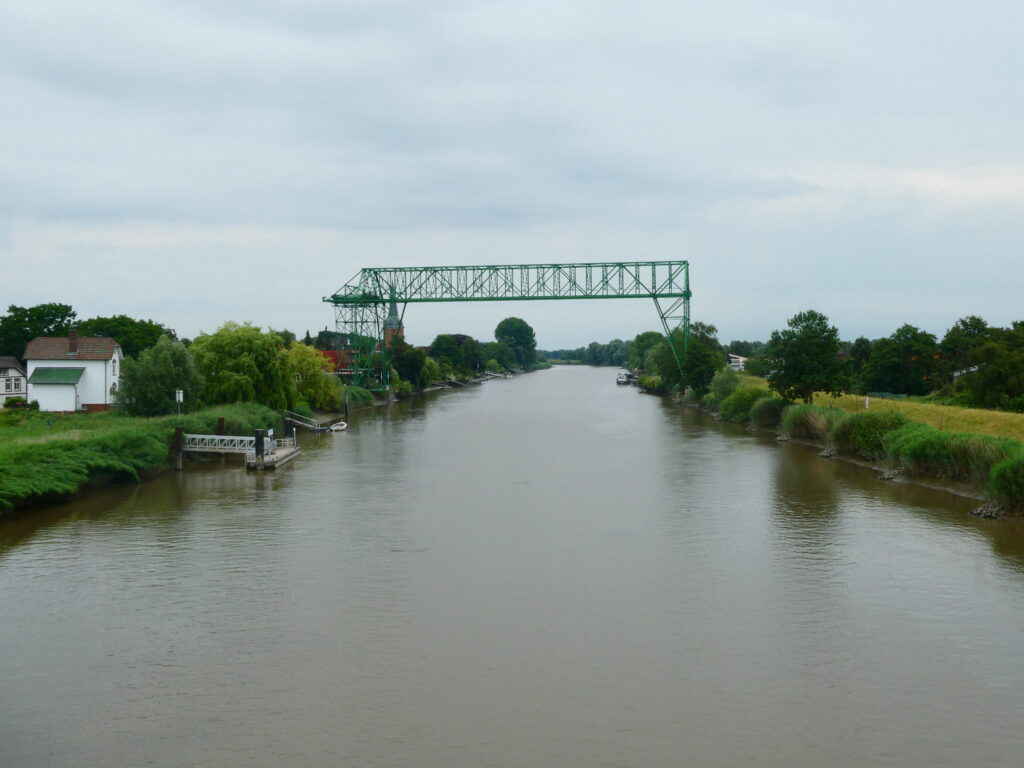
[3,365,1024,767]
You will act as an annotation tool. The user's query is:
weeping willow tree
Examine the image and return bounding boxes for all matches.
[190,322,297,410]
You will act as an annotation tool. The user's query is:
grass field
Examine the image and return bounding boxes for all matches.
[811,393,1024,442]
[731,373,1024,442]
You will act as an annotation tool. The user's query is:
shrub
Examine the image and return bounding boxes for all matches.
[990,454,1024,512]
[341,385,374,407]
[719,386,765,423]
[708,367,740,407]
[750,396,788,427]
[829,410,909,460]
[781,404,845,441]
[638,374,665,393]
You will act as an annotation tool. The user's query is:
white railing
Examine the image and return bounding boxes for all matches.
[183,434,256,454]
[185,433,296,465]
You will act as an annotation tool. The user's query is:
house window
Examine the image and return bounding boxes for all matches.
[4,378,11,391]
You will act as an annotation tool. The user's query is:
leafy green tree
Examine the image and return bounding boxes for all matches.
[938,315,991,390]
[77,315,174,359]
[957,340,1024,410]
[681,336,722,396]
[765,310,845,403]
[495,317,537,367]
[390,337,427,386]
[116,335,203,416]
[421,357,443,386]
[190,323,297,409]
[0,303,77,360]
[679,322,723,396]
[459,336,484,372]
[628,331,664,370]
[483,341,516,369]
[429,334,462,371]
[269,328,297,348]
[287,342,338,409]
[726,340,764,357]
[862,324,938,395]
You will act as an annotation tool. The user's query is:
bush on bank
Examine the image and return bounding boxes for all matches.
[830,410,909,461]
[750,396,789,427]
[0,403,280,514]
[719,386,766,423]
[781,404,846,442]
[990,455,1024,509]
[881,423,1021,486]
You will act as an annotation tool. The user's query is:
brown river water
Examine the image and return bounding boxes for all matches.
[3,365,1024,767]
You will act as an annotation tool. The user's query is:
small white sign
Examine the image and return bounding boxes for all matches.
[175,389,184,403]
[268,428,274,437]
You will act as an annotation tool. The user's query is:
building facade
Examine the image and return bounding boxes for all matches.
[24,331,123,412]
[0,356,28,406]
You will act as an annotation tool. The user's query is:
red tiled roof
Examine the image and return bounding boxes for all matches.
[23,336,120,361]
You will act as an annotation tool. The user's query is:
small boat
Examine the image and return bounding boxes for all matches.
[329,421,348,432]
[616,372,630,385]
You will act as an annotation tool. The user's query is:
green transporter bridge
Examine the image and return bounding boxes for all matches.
[323,261,691,387]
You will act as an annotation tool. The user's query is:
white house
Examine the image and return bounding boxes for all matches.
[0,356,28,406]
[727,353,747,372]
[24,331,123,412]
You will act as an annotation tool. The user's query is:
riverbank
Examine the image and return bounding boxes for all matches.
[684,373,1024,518]
[0,403,281,516]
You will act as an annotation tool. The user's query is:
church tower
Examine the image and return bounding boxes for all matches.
[383,296,404,349]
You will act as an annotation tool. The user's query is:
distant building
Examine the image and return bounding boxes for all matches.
[23,330,123,412]
[727,353,747,372]
[0,356,28,406]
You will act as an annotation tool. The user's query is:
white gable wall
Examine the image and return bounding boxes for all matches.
[30,382,78,412]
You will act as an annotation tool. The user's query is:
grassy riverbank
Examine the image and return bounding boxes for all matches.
[0,404,280,515]
[695,373,1024,515]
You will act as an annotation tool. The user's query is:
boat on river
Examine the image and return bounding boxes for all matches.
[616,372,630,385]
[329,421,348,432]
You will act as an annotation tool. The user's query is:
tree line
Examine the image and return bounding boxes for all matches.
[561,311,1024,412]
[1,304,543,416]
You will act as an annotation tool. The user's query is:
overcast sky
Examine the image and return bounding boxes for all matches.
[2,0,1022,349]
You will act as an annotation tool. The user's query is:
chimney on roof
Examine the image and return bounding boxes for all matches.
[68,329,79,354]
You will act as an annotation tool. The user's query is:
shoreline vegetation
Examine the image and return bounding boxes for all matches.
[0,367,548,518]
[0,403,282,516]
[1,308,549,517]
[660,368,1024,519]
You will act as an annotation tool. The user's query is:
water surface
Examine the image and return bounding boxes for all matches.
[3,366,1024,767]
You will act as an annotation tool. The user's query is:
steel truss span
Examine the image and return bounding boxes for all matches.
[322,261,691,386]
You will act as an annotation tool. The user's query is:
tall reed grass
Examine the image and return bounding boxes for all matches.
[829,410,909,461]
[781,404,846,442]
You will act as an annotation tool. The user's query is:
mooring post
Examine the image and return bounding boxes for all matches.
[174,426,184,471]
[344,388,350,421]
[217,417,225,435]
[254,428,265,469]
